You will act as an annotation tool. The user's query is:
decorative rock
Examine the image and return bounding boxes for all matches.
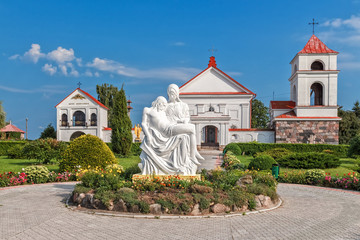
[72,192,79,203]
[150,204,162,215]
[76,193,86,204]
[255,195,273,208]
[129,205,140,213]
[190,204,201,215]
[113,199,127,212]
[236,175,253,189]
[84,193,94,207]
[107,200,114,211]
[210,203,231,214]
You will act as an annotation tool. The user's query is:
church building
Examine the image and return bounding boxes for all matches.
[55,88,112,142]
[269,34,341,144]
[179,56,274,148]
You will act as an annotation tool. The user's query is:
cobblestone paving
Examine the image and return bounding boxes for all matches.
[0,183,360,240]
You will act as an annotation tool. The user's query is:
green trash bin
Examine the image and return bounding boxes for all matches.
[272,164,279,179]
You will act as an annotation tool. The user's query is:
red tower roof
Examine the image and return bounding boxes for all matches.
[298,35,338,54]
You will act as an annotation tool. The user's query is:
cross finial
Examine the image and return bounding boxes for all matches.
[208,46,217,56]
[77,82,82,89]
[308,18,319,34]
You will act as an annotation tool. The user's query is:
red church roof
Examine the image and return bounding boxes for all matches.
[298,35,338,54]
[180,56,255,96]
[270,101,296,109]
[55,88,109,110]
[0,123,25,133]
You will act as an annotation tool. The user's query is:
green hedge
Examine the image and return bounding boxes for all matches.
[277,152,341,169]
[0,141,28,155]
[232,142,349,157]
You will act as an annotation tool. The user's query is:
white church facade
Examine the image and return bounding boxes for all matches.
[179,56,274,148]
[55,88,112,142]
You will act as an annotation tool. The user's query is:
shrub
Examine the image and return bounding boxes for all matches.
[230,142,349,157]
[59,135,116,172]
[0,141,27,156]
[221,151,243,170]
[305,169,325,184]
[23,138,67,164]
[277,170,307,184]
[24,166,49,184]
[227,188,254,208]
[73,184,91,194]
[248,155,276,171]
[223,143,242,155]
[277,152,340,169]
[348,135,360,158]
[131,142,142,156]
[122,164,141,180]
[254,148,291,160]
[7,144,25,159]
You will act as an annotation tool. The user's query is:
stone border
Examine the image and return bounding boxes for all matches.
[65,195,283,219]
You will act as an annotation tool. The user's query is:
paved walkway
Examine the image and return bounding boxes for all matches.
[198,149,222,170]
[1,183,360,239]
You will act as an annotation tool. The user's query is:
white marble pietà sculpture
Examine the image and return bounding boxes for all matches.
[139,84,204,175]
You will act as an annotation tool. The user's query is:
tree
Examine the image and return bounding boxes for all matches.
[352,100,360,119]
[96,84,118,127]
[0,101,6,129]
[338,107,360,144]
[111,85,132,155]
[39,123,57,139]
[251,99,270,129]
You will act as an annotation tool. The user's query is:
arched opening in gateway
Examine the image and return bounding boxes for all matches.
[201,125,219,147]
[70,131,85,141]
[61,114,68,127]
[73,111,85,126]
[311,61,324,70]
[90,113,97,126]
[310,83,323,105]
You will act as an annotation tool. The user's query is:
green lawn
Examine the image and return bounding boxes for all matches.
[0,155,141,173]
[0,156,59,173]
[237,154,359,177]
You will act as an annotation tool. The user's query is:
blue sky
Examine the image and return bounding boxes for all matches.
[1,0,360,139]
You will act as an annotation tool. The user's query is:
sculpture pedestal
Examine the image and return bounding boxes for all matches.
[132,174,201,182]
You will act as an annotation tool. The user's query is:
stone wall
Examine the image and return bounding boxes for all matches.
[275,120,339,144]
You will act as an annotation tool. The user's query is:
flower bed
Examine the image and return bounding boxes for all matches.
[0,168,76,187]
[278,170,360,191]
[72,169,279,215]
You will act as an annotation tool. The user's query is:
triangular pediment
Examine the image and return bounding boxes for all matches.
[180,67,253,95]
[55,88,108,110]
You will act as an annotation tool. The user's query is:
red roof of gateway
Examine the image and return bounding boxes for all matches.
[180,56,255,96]
[270,101,296,110]
[0,123,25,133]
[298,35,338,54]
[55,88,109,110]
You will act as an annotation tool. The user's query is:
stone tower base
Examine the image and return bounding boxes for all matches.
[274,120,339,144]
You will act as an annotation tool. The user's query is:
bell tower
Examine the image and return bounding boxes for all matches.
[289,34,339,117]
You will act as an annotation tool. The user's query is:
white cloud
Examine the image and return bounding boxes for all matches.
[42,63,57,75]
[59,65,67,76]
[87,57,201,81]
[23,44,45,63]
[8,54,19,60]
[84,70,93,77]
[172,41,185,46]
[47,47,75,63]
[94,72,100,77]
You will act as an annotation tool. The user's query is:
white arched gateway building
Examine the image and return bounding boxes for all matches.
[55,88,112,142]
[179,56,274,148]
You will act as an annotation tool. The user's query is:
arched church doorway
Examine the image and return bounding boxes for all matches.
[201,125,219,147]
[70,131,85,141]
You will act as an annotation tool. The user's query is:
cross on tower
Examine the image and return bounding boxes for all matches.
[308,18,319,34]
[77,82,82,89]
[208,46,217,56]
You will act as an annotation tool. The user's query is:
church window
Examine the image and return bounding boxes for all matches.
[310,83,323,105]
[73,111,85,126]
[311,61,324,70]
[90,113,97,126]
[61,114,68,127]
[292,85,297,102]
